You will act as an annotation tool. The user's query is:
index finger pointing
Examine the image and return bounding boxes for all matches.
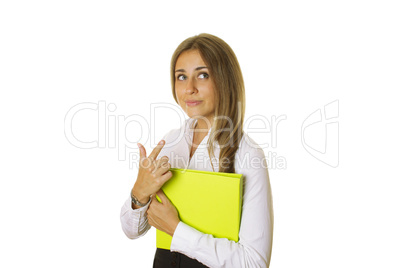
[148,140,165,162]
[137,143,147,160]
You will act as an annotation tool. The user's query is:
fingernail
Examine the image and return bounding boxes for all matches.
[159,140,164,145]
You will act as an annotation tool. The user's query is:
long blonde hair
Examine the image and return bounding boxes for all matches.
[170,33,245,173]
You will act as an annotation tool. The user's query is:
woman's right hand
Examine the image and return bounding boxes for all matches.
[131,140,172,205]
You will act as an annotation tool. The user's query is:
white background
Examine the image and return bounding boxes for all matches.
[1,0,401,267]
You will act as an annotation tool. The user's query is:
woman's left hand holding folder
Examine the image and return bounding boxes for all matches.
[147,190,180,237]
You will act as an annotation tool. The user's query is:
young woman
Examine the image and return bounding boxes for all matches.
[120,33,274,268]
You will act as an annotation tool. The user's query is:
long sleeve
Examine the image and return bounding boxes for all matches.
[170,146,274,267]
[120,194,152,239]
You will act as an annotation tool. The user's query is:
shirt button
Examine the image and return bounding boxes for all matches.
[171,260,177,267]
[172,252,177,259]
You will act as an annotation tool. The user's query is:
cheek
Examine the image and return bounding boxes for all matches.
[207,86,216,103]
[174,88,180,102]
[176,92,185,107]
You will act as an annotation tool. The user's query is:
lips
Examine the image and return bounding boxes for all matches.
[185,100,202,107]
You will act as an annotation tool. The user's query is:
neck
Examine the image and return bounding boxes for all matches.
[193,117,213,132]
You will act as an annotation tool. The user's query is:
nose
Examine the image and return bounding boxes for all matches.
[185,77,198,94]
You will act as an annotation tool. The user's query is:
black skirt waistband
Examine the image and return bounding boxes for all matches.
[153,248,209,268]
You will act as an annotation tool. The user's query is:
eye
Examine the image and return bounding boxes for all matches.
[198,73,209,79]
[177,74,186,81]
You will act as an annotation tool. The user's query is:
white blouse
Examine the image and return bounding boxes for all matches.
[120,118,274,267]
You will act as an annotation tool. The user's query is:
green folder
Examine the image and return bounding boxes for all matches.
[156,167,243,250]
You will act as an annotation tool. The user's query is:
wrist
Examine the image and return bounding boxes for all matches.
[131,187,150,204]
[169,220,181,237]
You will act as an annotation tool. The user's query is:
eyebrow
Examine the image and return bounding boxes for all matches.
[175,66,208,73]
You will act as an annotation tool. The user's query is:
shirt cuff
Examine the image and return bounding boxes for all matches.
[131,197,151,210]
[170,221,203,253]
[126,194,151,219]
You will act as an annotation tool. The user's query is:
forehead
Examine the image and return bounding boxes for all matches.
[175,50,206,69]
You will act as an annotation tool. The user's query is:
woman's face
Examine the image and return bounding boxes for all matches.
[174,49,216,127]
